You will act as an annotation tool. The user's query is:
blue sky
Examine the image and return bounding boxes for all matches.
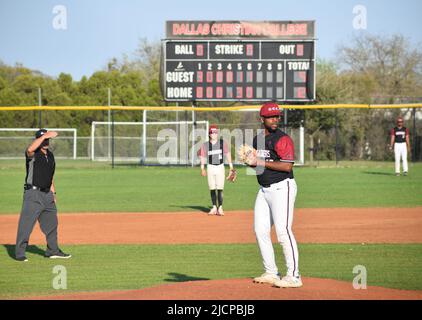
[0,0,421,80]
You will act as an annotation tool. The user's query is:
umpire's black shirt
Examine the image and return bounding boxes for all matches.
[25,149,55,189]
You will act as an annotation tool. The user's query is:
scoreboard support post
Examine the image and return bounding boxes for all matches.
[185,110,188,166]
[176,102,179,163]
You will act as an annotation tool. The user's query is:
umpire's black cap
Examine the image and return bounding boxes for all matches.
[35,129,48,139]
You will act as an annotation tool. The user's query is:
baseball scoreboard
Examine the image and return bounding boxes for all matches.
[161,21,316,102]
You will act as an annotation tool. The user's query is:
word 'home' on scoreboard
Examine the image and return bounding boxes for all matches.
[161,20,316,102]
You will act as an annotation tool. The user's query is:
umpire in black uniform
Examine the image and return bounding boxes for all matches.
[15,129,71,261]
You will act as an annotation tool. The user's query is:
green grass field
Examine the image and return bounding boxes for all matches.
[0,160,421,214]
[0,243,421,298]
[1,160,421,298]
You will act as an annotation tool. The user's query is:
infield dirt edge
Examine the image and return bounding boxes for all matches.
[1,207,421,244]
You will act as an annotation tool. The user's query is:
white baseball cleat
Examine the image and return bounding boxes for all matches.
[208,206,218,215]
[253,273,280,285]
[274,275,303,288]
[217,206,224,216]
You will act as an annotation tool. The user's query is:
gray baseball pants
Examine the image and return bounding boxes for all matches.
[15,189,60,259]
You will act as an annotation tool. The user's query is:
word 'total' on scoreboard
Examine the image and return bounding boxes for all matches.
[161,21,316,102]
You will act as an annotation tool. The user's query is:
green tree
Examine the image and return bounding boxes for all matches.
[337,34,422,160]
[0,77,6,91]
[338,34,422,102]
[57,73,74,94]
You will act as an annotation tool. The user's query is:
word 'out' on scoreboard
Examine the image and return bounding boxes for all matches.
[161,20,316,102]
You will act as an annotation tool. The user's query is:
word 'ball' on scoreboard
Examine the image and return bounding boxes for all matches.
[161,21,316,102]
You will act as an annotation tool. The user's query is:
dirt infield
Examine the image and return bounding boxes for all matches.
[1,207,421,244]
[2,207,422,300]
[30,278,422,300]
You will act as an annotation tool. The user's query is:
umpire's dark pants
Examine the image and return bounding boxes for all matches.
[15,189,60,259]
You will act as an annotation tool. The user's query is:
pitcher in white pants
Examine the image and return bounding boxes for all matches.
[248,102,302,288]
[254,179,299,279]
[390,117,411,176]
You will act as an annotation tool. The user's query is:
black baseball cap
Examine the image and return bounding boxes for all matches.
[35,129,48,139]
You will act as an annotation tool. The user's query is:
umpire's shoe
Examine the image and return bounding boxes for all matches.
[16,256,28,262]
[45,250,71,259]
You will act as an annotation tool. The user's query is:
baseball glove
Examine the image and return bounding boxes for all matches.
[238,144,257,166]
[226,169,237,182]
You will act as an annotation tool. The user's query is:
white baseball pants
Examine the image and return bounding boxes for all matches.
[394,143,408,174]
[207,164,225,190]
[254,178,299,277]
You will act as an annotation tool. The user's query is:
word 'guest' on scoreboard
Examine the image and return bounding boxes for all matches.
[161,20,316,102]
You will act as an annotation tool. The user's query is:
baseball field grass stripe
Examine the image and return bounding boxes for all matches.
[0,243,421,298]
[0,161,421,214]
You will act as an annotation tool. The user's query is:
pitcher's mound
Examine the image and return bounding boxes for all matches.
[35,278,422,300]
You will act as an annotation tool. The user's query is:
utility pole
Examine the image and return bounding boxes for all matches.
[412,107,416,162]
[108,88,111,160]
[38,88,42,128]
[191,101,196,167]
[335,108,339,165]
[111,104,115,169]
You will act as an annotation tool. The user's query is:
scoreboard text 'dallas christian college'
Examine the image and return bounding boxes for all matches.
[161,21,316,102]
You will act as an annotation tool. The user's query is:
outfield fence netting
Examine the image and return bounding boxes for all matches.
[0,104,421,164]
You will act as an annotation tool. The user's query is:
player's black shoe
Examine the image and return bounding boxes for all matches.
[45,250,71,259]
[403,172,408,176]
[16,256,28,262]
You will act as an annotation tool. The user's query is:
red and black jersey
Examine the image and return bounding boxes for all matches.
[198,139,229,165]
[391,127,409,143]
[253,129,294,187]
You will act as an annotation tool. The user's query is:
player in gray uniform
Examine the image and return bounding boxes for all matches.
[15,129,71,261]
